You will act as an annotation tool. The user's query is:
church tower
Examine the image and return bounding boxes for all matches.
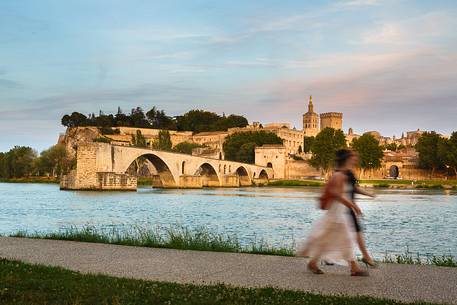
[303,95,319,137]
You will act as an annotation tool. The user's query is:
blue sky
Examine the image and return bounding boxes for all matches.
[1,0,456,152]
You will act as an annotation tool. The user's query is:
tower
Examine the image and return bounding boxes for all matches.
[303,95,319,137]
[320,112,343,131]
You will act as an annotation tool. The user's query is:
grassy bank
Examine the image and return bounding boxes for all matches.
[0,259,441,305]
[267,179,324,187]
[11,226,293,257]
[265,178,457,189]
[360,179,457,189]
[0,177,59,184]
[10,226,456,267]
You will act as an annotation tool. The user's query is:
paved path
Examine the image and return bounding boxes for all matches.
[0,237,456,304]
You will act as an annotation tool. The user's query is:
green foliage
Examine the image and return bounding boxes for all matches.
[93,137,111,143]
[152,130,173,151]
[0,146,37,178]
[146,106,177,130]
[35,144,69,177]
[12,225,293,257]
[384,143,398,151]
[61,107,248,133]
[303,136,315,153]
[173,142,206,155]
[438,132,457,178]
[351,134,384,170]
[131,130,147,148]
[415,132,446,176]
[61,112,88,127]
[176,110,248,133]
[223,131,283,164]
[98,127,120,135]
[309,128,346,173]
[268,180,324,187]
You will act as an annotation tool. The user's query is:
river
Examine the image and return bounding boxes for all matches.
[0,183,456,258]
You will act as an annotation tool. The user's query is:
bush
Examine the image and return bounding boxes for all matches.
[93,137,111,143]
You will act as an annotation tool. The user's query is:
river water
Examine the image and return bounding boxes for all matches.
[0,183,456,258]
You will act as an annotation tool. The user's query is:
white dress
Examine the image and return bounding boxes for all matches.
[297,183,356,264]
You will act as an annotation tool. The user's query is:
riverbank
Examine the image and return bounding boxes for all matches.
[1,237,456,305]
[0,177,58,184]
[267,179,457,190]
[2,176,456,190]
[10,226,456,267]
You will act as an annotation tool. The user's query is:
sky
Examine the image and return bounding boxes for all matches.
[1,0,456,152]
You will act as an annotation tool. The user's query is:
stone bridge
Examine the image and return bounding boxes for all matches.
[60,143,274,190]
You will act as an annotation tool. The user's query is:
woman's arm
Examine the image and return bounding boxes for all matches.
[354,185,375,198]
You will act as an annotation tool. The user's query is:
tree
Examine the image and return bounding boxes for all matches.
[176,110,220,133]
[176,110,249,133]
[448,132,457,178]
[61,112,88,127]
[415,131,445,177]
[0,146,37,178]
[213,115,248,131]
[36,144,69,177]
[351,134,384,178]
[129,107,150,128]
[131,130,147,148]
[152,130,173,151]
[146,107,176,130]
[173,142,206,155]
[303,136,315,153]
[309,128,346,176]
[384,143,398,151]
[438,131,457,178]
[223,131,283,164]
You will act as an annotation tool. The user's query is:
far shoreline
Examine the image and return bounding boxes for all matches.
[1,177,456,190]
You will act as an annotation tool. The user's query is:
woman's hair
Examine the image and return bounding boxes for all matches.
[335,149,354,168]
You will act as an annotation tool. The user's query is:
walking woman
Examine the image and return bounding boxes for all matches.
[297,149,372,276]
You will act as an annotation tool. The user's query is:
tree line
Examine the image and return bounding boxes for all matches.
[0,144,71,179]
[415,131,457,177]
[61,107,249,133]
[303,128,457,178]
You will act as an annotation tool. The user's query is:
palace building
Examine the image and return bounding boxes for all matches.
[303,95,343,137]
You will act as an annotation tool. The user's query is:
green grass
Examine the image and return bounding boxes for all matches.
[11,226,457,267]
[11,226,294,257]
[267,180,324,187]
[0,259,441,305]
[0,177,59,184]
[382,250,457,267]
[138,177,155,186]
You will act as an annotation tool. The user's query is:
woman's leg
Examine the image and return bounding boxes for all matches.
[356,232,375,264]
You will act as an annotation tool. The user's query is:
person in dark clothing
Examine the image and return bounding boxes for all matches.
[335,149,377,267]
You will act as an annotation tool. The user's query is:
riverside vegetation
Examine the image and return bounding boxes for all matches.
[0,259,443,305]
[10,225,456,267]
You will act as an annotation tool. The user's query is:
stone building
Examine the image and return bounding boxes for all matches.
[303,96,319,137]
[320,112,343,131]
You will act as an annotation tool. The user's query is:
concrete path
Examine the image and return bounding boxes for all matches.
[0,237,456,305]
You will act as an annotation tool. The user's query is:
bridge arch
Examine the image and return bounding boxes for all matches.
[125,153,177,188]
[195,162,220,187]
[258,169,269,180]
[236,166,251,186]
